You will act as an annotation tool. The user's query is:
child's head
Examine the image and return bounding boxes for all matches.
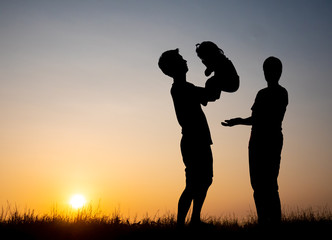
[263,56,283,84]
[158,49,188,78]
[196,41,224,62]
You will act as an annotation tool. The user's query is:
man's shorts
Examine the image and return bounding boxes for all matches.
[180,137,213,192]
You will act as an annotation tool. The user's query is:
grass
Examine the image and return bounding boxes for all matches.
[0,204,331,240]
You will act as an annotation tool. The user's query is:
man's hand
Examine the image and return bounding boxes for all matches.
[221,118,242,127]
[205,67,214,77]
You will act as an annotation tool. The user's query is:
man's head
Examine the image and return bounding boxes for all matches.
[158,49,188,78]
[263,56,283,84]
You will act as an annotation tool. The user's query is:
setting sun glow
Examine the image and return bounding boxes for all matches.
[70,194,86,209]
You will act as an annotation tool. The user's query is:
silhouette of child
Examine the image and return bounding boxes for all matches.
[196,41,239,105]
[158,49,214,227]
[222,56,288,225]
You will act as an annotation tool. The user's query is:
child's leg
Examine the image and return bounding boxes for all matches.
[205,76,222,102]
[214,58,239,93]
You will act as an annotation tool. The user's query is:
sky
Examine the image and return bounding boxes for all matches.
[1,0,332,219]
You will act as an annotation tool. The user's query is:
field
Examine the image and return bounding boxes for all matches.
[1,204,331,239]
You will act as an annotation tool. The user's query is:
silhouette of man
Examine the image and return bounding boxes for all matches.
[158,49,213,227]
[222,57,288,225]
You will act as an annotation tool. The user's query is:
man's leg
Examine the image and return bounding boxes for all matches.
[191,145,213,225]
[177,187,193,226]
[191,187,208,224]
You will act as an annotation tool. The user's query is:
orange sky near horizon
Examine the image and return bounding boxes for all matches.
[1,1,331,219]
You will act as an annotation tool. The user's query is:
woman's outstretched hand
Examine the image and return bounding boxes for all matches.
[221,118,242,127]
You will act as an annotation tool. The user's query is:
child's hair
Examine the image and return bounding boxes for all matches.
[196,41,224,59]
[158,48,179,77]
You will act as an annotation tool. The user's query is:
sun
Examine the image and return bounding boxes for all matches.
[69,194,87,209]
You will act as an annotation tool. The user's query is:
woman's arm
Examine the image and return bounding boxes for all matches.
[221,116,252,127]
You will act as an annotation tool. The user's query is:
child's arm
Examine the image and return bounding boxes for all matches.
[221,116,252,127]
